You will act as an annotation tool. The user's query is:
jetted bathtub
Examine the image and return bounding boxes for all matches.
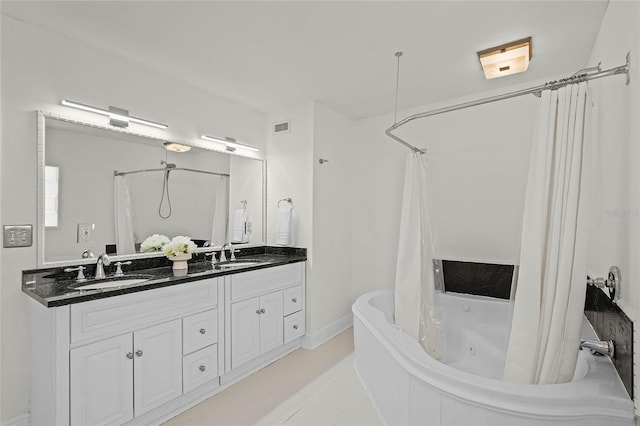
[352,290,634,426]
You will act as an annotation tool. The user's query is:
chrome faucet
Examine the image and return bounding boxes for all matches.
[580,339,614,358]
[220,243,235,262]
[95,253,111,279]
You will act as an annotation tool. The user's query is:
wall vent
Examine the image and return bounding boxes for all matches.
[273,120,291,134]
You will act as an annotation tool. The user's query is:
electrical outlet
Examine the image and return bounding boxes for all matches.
[77,223,95,243]
[3,225,33,248]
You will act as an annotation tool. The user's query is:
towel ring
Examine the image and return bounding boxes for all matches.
[278,198,293,208]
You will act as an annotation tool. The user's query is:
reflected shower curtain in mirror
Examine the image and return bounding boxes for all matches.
[211,175,229,246]
[394,152,440,359]
[114,175,136,254]
[504,83,592,384]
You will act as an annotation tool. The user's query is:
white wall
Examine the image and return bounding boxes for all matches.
[0,10,3,424]
[0,16,265,422]
[265,101,356,336]
[265,102,315,331]
[586,0,640,410]
[310,103,354,334]
[265,102,314,251]
[351,85,539,300]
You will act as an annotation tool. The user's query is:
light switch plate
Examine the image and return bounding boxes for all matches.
[3,225,33,248]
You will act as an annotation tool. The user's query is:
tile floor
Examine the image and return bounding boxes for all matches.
[163,328,382,426]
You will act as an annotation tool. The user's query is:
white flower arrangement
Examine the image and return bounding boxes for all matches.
[162,235,197,257]
[140,234,170,252]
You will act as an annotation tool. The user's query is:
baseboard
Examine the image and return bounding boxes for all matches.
[2,414,30,426]
[301,313,353,350]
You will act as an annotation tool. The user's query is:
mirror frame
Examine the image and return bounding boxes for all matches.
[37,110,267,268]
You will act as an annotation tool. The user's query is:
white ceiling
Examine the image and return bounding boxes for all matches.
[2,1,608,120]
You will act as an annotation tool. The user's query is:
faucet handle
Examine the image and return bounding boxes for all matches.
[205,252,218,264]
[229,244,236,261]
[114,261,132,277]
[64,266,87,282]
[98,253,111,266]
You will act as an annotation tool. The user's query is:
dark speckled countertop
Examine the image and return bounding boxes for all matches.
[23,246,306,307]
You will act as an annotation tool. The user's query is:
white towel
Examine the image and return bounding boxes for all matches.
[276,207,293,245]
[231,208,247,243]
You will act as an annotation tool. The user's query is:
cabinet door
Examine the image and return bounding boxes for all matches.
[231,297,261,369]
[259,291,284,354]
[133,319,183,417]
[70,334,134,425]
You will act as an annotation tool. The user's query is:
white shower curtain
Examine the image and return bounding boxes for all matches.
[114,175,136,255]
[394,152,440,359]
[210,175,229,246]
[504,83,592,384]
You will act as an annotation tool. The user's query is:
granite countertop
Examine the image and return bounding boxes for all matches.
[23,246,306,307]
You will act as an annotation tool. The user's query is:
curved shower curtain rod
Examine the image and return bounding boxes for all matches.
[387,52,631,154]
[113,167,229,178]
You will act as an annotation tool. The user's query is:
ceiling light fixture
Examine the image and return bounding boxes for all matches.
[477,37,532,80]
[164,141,191,153]
[61,99,168,129]
[200,135,260,152]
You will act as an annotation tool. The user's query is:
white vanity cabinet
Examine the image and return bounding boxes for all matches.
[30,277,223,426]
[29,261,306,426]
[225,263,305,374]
[70,319,182,424]
[69,333,134,425]
[230,290,284,368]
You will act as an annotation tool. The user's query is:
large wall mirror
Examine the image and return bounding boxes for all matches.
[37,111,265,267]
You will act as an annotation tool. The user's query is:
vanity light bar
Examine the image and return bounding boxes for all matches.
[61,100,168,130]
[200,134,260,152]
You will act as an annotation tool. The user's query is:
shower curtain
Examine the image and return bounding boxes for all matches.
[114,175,136,255]
[394,152,440,359]
[504,83,592,384]
[210,175,229,246]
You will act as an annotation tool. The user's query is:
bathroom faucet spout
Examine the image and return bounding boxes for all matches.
[220,243,234,262]
[580,339,614,358]
[95,253,111,279]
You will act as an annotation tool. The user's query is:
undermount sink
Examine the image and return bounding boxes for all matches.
[214,260,265,270]
[68,275,154,291]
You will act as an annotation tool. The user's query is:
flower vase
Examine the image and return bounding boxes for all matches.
[169,253,192,273]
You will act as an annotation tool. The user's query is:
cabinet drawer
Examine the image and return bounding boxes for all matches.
[183,344,219,393]
[283,311,305,344]
[283,286,303,316]
[183,309,218,355]
[71,279,218,344]
[231,263,302,301]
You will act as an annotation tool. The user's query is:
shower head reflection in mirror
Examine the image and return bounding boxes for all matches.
[37,111,265,267]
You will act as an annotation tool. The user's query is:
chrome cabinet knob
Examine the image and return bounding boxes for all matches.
[292,298,297,303]
[126,352,134,359]
[199,328,206,335]
[199,365,206,372]
[293,325,299,330]
[135,350,143,357]
[260,308,266,314]
[256,309,262,315]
